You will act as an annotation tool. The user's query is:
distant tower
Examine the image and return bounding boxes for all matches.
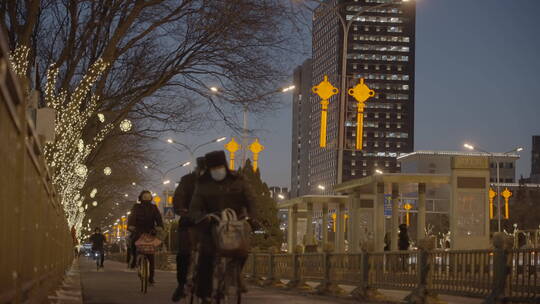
[531,136,540,182]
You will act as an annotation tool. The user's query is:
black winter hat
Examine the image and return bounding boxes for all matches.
[196,157,207,170]
[205,150,228,168]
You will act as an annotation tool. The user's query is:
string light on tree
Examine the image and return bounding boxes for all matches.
[97,113,105,123]
[75,164,88,178]
[90,188,97,198]
[92,201,98,207]
[9,45,30,77]
[119,119,132,132]
[104,167,112,176]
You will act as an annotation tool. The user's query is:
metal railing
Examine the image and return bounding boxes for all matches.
[0,35,73,303]
[245,247,540,302]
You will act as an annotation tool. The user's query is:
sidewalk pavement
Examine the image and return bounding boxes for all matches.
[48,258,84,304]
[79,258,361,303]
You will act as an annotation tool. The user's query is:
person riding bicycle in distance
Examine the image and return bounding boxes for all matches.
[90,227,106,268]
[128,190,164,285]
[188,150,257,303]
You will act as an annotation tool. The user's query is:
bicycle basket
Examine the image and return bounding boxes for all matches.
[135,233,162,255]
[212,208,251,257]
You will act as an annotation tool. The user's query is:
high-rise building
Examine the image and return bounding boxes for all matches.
[291,59,313,197]
[306,0,416,194]
[530,135,540,183]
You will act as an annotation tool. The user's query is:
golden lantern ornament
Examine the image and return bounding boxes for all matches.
[403,203,413,226]
[489,188,497,219]
[249,139,265,172]
[224,137,241,170]
[348,78,375,150]
[501,188,512,219]
[312,75,339,147]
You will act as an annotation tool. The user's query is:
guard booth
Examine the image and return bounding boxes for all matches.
[332,155,491,252]
[278,195,348,253]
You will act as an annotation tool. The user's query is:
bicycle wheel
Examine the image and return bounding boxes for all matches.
[139,256,149,293]
[230,260,242,304]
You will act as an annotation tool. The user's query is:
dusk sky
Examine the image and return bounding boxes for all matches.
[159,0,540,189]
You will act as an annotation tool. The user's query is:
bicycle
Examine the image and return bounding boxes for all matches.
[137,253,150,294]
[93,250,103,271]
[185,244,244,304]
[191,209,251,304]
[213,254,244,304]
[135,232,162,294]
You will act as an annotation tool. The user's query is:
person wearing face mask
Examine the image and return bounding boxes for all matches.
[171,157,206,302]
[188,150,257,303]
[127,190,164,284]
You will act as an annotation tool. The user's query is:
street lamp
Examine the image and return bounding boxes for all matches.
[163,180,171,185]
[309,0,414,185]
[278,194,285,200]
[208,84,294,166]
[463,142,523,232]
[166,137,226,170]
[375,169,384,175]
[282,85,295,92]
[318,185,326,191]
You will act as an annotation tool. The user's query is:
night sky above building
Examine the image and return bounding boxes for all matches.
[162,0,540,188]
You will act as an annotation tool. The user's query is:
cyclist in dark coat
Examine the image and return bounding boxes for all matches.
[128,190,164,284]
[89,227,106,267]
[171,157,206,302]
[188,150,257,303]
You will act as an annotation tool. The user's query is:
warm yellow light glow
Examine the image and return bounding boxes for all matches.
[464,143,474,150]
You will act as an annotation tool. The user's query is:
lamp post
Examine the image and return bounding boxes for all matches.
[309,0,414,185]
[463,143,523,232]
[209,85,294,166]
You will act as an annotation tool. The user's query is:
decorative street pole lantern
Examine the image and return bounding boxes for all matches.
[249,139,265,172]
[403,203,413,226]
[489,188,497,219]
[501,188,512,219]
[312,75,339,148]
[224,137,241,170]
[348,78,375,150]
[154,195,161,208]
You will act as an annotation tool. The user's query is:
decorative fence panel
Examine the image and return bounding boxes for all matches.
[245,248,540,301]
[300,253,325,282]
[369,251,418,290]
[429,250,493,297]
[507,249,540,300]
[254,254,271,278]
[273,254,294,280]
[328,253,362,285]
